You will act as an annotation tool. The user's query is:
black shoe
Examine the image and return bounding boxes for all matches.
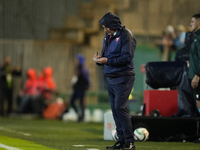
[120,142,136,150]
[78,116,84,122]
[105,141,125,149]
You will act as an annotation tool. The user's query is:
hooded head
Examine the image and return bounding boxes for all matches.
[76,54,85,66]
[99,12,122,30]
[43,66,56,90]
[43,66,53,78]
[27,68,36,79]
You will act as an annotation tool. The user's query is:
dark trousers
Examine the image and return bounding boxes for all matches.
[70,89,86,118]
[0,88,13,116]
[106,75,135,143]
[17,94,33,113]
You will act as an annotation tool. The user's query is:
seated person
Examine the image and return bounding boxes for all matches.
[33,66,56,115]
[17,68,40,114]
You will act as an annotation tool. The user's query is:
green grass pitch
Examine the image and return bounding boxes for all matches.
[0,117,199,150]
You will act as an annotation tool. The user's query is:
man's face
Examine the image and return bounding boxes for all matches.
[4,56,11,65]
[102,25,115,35]
[190,17,200,32]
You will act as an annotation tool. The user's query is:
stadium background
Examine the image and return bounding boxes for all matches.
[0,0,200,112]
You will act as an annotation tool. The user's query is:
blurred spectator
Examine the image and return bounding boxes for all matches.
[40,66,56,100]
[0,56,21,116]
[70,54,90,122]
[174,25,186,50]
[17,68,40,114]
[175,31,195,62]
[33,66,56,115]
[156,25,176,61]
[17,66,56,116]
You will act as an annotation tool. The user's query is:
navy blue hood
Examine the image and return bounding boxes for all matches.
[99,12,123,30]
[76,54,85,65]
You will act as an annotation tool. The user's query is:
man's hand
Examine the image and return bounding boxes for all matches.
[191,75,200,89]
[94,57,108,65]
[93,54,107,65]
[93,54,100,60]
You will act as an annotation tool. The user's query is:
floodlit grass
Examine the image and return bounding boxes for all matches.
[0,135,56,150]
[0,117,199,150]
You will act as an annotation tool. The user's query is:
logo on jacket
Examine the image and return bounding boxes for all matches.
[115,37,119,42]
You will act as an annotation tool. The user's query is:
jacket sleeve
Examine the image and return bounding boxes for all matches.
[194,39,200,76]
[96,37,106,66]
[107,34,136,67]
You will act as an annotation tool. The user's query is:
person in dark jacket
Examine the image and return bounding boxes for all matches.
[188,14,200,114]
[0,56,21,116]
[93,12,136,150]
[70,54,90,122]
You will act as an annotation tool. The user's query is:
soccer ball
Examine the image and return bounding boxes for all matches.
[111,130,118,141]
[133,127,149,142]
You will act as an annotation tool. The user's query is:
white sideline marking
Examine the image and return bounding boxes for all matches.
[0,143,21,150]
[73,145,84,147]
[0,126,31,136]
[73,145,100,150]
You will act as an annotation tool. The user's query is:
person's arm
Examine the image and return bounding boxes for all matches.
[93,52,105,65]
[93,55,107,65]
[195,39,200,76]
[191,75,199,89]
[106,34,136,67]
[191,40,200,88]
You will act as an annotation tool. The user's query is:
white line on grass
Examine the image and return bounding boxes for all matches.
[73,145,100,150]
[73,145,84,147]
[0,126,31,136]
[0,143,21,150]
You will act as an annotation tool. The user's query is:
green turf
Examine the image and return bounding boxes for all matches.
[0,135,56,150]
[0,117,199,150]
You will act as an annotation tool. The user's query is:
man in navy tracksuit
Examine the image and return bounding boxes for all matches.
[93,12,136,150]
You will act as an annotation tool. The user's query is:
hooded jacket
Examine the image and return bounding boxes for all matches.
[41,67,56,100]
[99,12,136,77]
[24,68,39,95]
[43,67,56,90]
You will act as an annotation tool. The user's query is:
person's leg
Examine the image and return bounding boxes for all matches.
[0,89,5,116]
[17,94,30,113]
[39,95,47,114]
[7,88,13,115]
[16,95,22,107]
[70,90,78,114]
[30,95,42,114]
[78,90,86,121]
[105,76,135,150]
[31,96,39,114]
[106,77,125,143]
[105,77,125,150]
[113,76,135,143]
